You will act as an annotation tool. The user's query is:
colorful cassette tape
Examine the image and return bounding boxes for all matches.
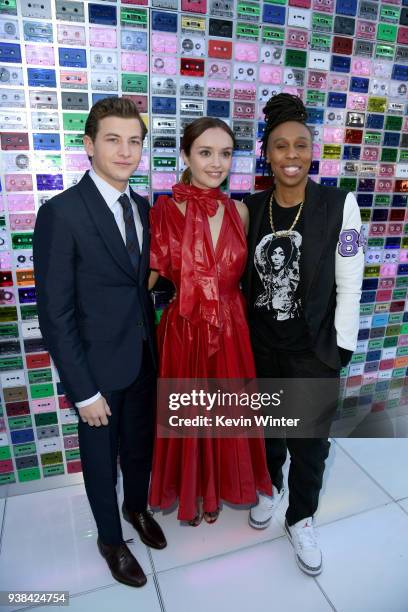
[323,126,344,143]
[27,68,56,88]
[33,133,61,151]
[151,32,177,54]
[57,24,86,47]
[181,0,207,13]
[237,1,260,22]
[121,29,148,52]
[122,73,147,93]
[65,153,90,172]
[152,96,176,114]
[62,112,87,131]
[0,133,29,151]
[180,58,205,77]
[123,94,148,113]
[262,4,286,25]
[356,19,376,39]
[0,42,21,63]
[233,101,255,119]
[0,111,27,131]
[5,174,33,192]
[259,65,282,84]
[63,133,83,150]
[208,18,233,38]
[152,54,177,75]
[208,39,232,60]
[59,47,87,68]
[236,22,260,41]
[327,91,347,107]
[29,90,58,109]
[7,194,35,211]
[36,174,63,191]
[31,112,59,131]
[89,3,117,26]
[229,174,252,191]
[286,28,309,49]
[21,0,51,19]
[0,17,18,39]
[89,27,117,49]
[311,12,333,32]
[234,42,259,62]
[392,64,408,81]
[231,156,253,173]
[9,214,36,232]
[120,7,147,29]
[122,52,148,73]
[55,0,85,23]
[207,99,230,118]
[312,0,334,13]
[350,76,369,93]
[152,10,178,33]
[307,70,327,89]
[207,80,230,99]
[152,172,177,190]
[233,82,256,100]
[262,25,285,45]
[60,70,87,90]
[327,74,349,92]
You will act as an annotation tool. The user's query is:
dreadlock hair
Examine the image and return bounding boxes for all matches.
[261,93,310,163]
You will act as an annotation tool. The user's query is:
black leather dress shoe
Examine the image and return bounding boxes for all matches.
[97,538,147,588]
[122,503,167,550]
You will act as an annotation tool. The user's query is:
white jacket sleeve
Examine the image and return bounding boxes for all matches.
[334,192,365,352]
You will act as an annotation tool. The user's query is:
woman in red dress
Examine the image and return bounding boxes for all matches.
[148,117,272,525]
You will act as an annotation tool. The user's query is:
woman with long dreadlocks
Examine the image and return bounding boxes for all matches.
[242,93,364,576]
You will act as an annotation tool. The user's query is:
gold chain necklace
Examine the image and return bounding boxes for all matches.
[269,191,304,237]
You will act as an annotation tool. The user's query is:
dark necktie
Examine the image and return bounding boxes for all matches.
[118,193,141,272]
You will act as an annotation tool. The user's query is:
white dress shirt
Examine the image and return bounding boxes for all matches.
[76,168,144,410]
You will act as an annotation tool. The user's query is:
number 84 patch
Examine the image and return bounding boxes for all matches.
[338,226,367,257]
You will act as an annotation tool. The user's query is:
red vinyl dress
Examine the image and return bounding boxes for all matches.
[148,184,272,521]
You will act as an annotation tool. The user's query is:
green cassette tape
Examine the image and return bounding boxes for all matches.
[377,23,397,42]
[381,148,398,162]
[322,144,341,159]
[41,451,63,466]
[0,0,17,14]
[12,233,33,249]
[62,423,78,436]
[392,368,405,378]
[18,467,41,482]
[28,368,52,385]
[262,26,284,44]
[13,442,37,457]
[0,216,5,228]
[153,156,177,170]
[64,133,83,150]
[389,313,403,324]
[30,383,54,399]
[0,446,11,460]
[306,90,326,106]
[385,115,403,131]
[0,307,18,323]
[20,305,38,320]
[120,7,147,28]
[360,209,371,223]
[285,49,307,67]
[310,33,331,52]
[0,473,15,485]
[390,378,403,389]
[364,265,380,278]
[399,150,408,162]
[339,178,357,191]
[396,276,408,288]
[386,324,400,337]
[393,289,407,301]
[129,175,148,188]
[237,1,260,20]
[312,12,333,32]
[237,22,259,39]
[360,383,375,394]
[34,411,58,426]
[0,323,18,339]
[374,194,391,206]
[264,0,287,4]
[0,356,23,371]
[8,416,32,430]
[367,238,384,248]
[400,323,408,335]
[351,353,366,363]
[360,303,374,315]
[364,131,382,145]
[62,113,88,132]
[65,448,80,461]
[386,398,400,409]
[375,43,395,60]
[383,336,398,348]
[367,97,387,112]
[379,5,400,23]
[368,339,383,350]
[375,390,388,402]
[397,346,408,357]
[43,464,65,477]
[122,73,148,93]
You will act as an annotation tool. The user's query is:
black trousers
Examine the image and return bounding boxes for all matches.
[77,342,155,545]
[251,331,340,526]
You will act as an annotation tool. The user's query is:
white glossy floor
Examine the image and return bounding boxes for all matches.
[1,438,408,612]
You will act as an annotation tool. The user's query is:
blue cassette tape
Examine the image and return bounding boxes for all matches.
[36,174,64,191]
[366,114,384,129]
[350,76,369,93]
[27,68,56,88]
[88,3,117,26]
[320,177,338,187]
[33,133,61,150]
[392,64,408,82]
[385,237,401,249]
[262,4,285,25]
[357,193,373,206]
[361,291,376,304]
[23,21,53,43]
[309,160,320,174]
[256,158,268,173]
[383,132,400,147]
[92,93,117,104]
[306,108,324,124]
[343,145,361,160]
[0,42,21,63]
[372,314,388,328]
[358,178,375,192]
[152,11,178,32]
[257,121,266,138]
[152,96,177,114]
[372,209,388,222]
[366,349,381,361]
[331,55,351,73]
[327,92,347,107]
[398,264,408,276]
[336,0,357,17]
[58,48,87,68]
[392,195,407,207]
[207,100,230,117]
[362,278,379,291]
[11,429,35,445]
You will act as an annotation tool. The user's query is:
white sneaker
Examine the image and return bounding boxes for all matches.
[285,517,322,576]
[248,486,285,530]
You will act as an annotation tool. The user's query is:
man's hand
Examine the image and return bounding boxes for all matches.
[78,396,112,427]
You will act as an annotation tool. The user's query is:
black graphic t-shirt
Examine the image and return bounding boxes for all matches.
[251,197,310,351]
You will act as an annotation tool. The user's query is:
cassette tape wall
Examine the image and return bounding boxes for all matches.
[0,0,407,490]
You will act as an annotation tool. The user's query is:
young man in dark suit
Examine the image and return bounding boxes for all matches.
[33,97,166,588]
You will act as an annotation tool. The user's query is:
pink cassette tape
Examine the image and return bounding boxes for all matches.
[399,335,408,348]
[327,74,349,91]
[151,33,177,54]
[369,222,386,237]
[0,252,11,270]
[376,178,393,193]
[399,251,408,264]
[32,398,56,414]
[356,20,376,39]
[0,289,15,305]
[397,27,408,45]
[233,101,255,119]
[378,164,395,177]
[152,173,177,190]
[379,277,394,290]
[152,55,177,75]
[5,174,33,192]
[362,147,379,162]
[312,143,321,158]
[320,160,340,176]
[255,141,262,157]
[233,83,256,101]
[9,213,36,231]
[387,222,402,236]
[259,65,282,84]
[57,25,86,46]
[60,70,88,88]
[286,28,308,49]
[380,263,397,277]
[64,435,79,449]
[89,26,117,48]
[403,117,408,132]
[234,42,259,62]
[208,60,231,80]
[207,80,230,99]
[229,174,252,191]
[231,157,253,173]
[323,126,344,143]
[65,154,90,172]
[312,0,334,12]
[7,193,35,211]
[351,57,372,77]
[347,93,367,110]
[307,70,327,89]
[282,86,303,98]
[25,45,55,66]
[138,154,149,173]
[121,52,148,72]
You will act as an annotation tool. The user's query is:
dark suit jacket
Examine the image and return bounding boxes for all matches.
[33,171,156,403]
[242,178,349,371]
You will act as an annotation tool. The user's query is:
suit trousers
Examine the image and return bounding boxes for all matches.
[77,341,155,545]
[251,330,340,526]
